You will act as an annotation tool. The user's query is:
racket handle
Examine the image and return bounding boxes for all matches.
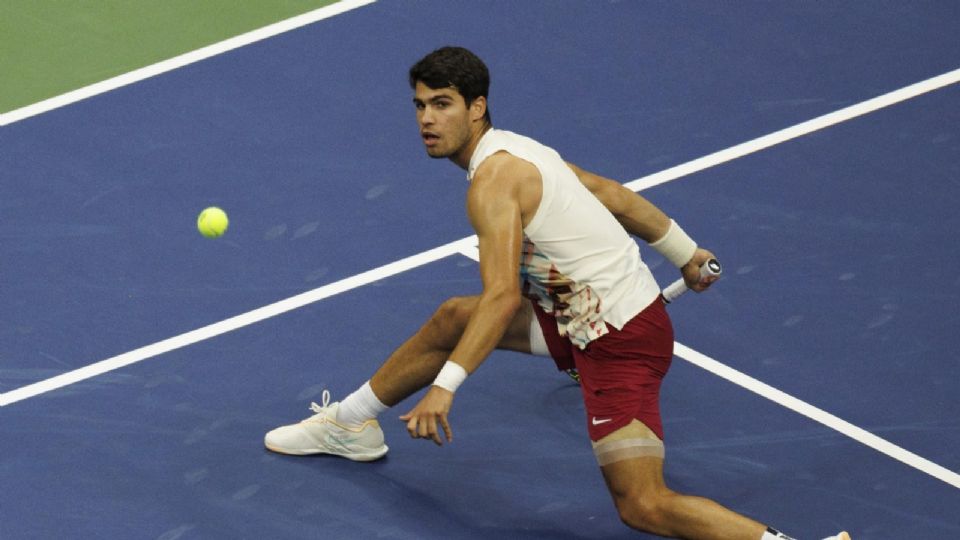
[662,258,722,304]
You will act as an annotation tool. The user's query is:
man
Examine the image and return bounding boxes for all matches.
[265,46,850,540]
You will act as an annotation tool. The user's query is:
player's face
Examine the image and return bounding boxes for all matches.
[413,82,472,160]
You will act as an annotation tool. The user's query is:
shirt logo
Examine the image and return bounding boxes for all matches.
[591,417,613,426]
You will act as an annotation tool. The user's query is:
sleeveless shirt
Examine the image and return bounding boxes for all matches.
[467,129,661,348]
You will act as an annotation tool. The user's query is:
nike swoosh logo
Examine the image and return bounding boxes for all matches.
[591,417,612,425]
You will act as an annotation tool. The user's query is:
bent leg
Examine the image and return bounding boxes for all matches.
[597,421,766,540]
[266,297,533,456]
[370,296,534,406]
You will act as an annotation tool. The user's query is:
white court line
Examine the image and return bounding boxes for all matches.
[674,344,960,490]
[0,0,377,126]
[454,247,960,490]
[626,67,960,192]
[0,237,476,407]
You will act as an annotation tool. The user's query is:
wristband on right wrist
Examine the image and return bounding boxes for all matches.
[650,219,697,268]
[432,361,468,393]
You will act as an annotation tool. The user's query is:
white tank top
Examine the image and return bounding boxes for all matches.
[467,129,661,348]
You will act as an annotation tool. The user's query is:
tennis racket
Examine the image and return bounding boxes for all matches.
[662,258,722,303]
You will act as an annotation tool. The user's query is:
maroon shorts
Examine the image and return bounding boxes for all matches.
[532,297,674,441]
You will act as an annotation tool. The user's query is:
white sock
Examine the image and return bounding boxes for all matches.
[761,528,796,540]
[336,381,388,426]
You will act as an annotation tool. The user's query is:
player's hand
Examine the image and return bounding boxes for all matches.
[399,385,455,446]
[681,248,719,292]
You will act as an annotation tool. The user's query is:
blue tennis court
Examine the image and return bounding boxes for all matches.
[2,2,958,538]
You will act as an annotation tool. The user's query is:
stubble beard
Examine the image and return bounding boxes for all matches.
[425,124,470,160]
[426,146,449,159]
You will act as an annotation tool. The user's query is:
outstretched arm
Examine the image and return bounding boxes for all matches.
[448,155,525,374]
[400,154,525,445]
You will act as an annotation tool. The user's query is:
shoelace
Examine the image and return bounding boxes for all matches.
[307,389,333,416]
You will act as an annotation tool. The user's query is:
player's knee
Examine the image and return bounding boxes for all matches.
[433,296,476,333]
[614,491,671,534]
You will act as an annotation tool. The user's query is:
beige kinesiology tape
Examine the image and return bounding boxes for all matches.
[591,419,666,466]
[592,437,666,466]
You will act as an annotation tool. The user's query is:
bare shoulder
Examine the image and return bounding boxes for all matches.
[470,151,542,224]
[472,151,540,191]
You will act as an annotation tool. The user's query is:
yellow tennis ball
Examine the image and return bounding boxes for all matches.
[197,207,229,238]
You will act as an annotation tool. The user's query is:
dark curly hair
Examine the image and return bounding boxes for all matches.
[409,46,491,124]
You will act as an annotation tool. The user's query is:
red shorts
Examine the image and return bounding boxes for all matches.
[532,297,674,441]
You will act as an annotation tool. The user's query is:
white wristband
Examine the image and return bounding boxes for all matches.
[432,361,468,393]
[650,219,697,268]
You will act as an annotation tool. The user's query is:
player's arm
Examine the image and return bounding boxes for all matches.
[451,157,525,373]
[566,162,671,242]
[567,162,716,290]
[400,155,524,445]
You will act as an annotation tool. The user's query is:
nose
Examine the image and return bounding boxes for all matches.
[419,106,434,126]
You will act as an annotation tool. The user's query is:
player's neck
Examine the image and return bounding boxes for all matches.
[450,123,492,170]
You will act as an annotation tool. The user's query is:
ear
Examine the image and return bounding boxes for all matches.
[469,96,487,122]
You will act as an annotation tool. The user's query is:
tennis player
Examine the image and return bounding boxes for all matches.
[265,46,850,540]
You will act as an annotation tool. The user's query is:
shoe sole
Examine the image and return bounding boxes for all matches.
[265,442,389,462]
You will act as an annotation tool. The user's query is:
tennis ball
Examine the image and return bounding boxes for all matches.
[197,207,229,238]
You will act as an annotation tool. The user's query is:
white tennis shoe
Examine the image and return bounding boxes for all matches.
[264,390,388,462]
[822,532,851,540]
